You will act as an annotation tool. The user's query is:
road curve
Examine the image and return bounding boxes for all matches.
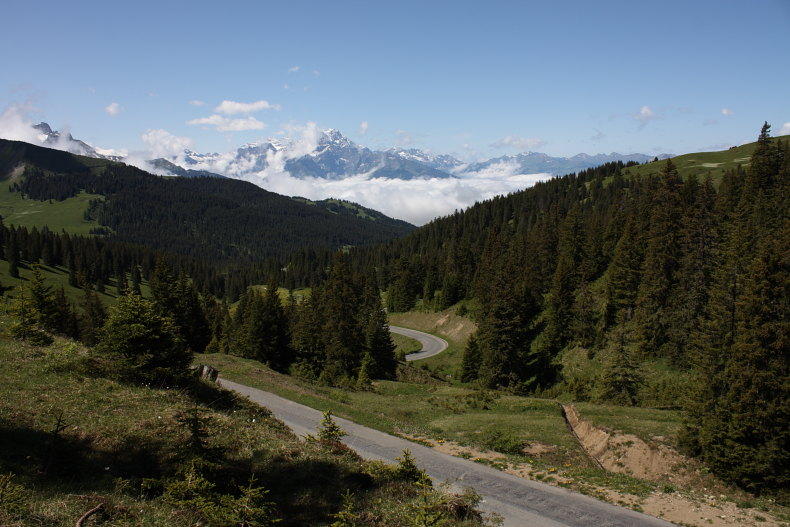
[390,325,449,361]
[219,378,674,527]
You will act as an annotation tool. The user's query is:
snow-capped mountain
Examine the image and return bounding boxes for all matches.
[24,123,671,183]
[176,128,456,181]
[33,122,123,160]
[461,151,672,176]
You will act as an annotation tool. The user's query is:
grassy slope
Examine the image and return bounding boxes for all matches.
[0,331,486,527]
[0,260,150,306]
[622,134,789,183]
[0,185,101,235]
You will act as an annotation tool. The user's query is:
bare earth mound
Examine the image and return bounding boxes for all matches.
[563,404,695,485]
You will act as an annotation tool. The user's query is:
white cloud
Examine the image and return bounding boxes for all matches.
[181,124,551,225]
[256,160,551,225]
[633,105,657,127]
[313,69,320,76]
[359,121,369,135]
[0,102,43,144]
[590,129,605,142]
[779,122,790,135]
[214,99,280,114]
[104,102,122,116]
[288,66,300,73]
[0,102,123,159]
[490,135,546,151]
[721,108,734,116]
[187,114,266,132]
[189,99,205,106]
[141,129,192,159]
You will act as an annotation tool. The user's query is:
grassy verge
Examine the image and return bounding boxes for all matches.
[199,353,597,472]
[392,332,422,356]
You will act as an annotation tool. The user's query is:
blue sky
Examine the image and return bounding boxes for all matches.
[2,0,789,159]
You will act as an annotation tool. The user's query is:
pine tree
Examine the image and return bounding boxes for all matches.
[540,206,587,357]
[477,246,541,389]
[8,286,53,346]
[80,286,107,346]
[6,235,20,279]
[361,281,397,379]
[52,287,80,338]
[597,329,641,406]
[318,257,364,384]
[28,264,58,332]
[356,352,374,390]
[290,293,326,379]
[116,268,129,296]
[602,218,642,328]
[130,265,142,296]
[634,159,684,356]
[664,176,718,365]
[459,333,481,382]
[96,294,189,383]
[174,276,211,354]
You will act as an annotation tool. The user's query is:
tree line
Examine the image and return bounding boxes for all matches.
[9,249,397,391]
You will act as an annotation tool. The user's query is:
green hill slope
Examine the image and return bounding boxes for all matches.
[623,134,789,182]
[0,139,415,262]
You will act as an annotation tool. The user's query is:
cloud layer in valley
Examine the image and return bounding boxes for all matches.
[182,123,553,225]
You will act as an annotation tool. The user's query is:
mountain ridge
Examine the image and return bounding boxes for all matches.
[28,122,673,182]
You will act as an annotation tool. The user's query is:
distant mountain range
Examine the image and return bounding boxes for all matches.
[461,151,672,176]
[31,122,671,182]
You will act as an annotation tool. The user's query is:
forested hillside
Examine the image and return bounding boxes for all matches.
[348,124,789,492]
[0,139,414,263]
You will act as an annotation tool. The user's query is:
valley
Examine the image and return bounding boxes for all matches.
[0,126,786,526]
[1,4,787,526]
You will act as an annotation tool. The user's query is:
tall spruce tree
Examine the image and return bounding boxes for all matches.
[80,286,107,346]
[361,283,397,379]
[459,333,482,382]
[634,159,684,356]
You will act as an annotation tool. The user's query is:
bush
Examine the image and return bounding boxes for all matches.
[479,428,524,455]
[95,294,191,384]
[394,450,431,486]
[315,411,346,444]
[163,465,277,526]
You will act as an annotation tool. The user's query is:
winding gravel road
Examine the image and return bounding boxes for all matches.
[218,326,674,526]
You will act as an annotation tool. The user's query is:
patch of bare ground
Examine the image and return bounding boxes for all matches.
[640,493,784,527]
[562,404,700,486]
